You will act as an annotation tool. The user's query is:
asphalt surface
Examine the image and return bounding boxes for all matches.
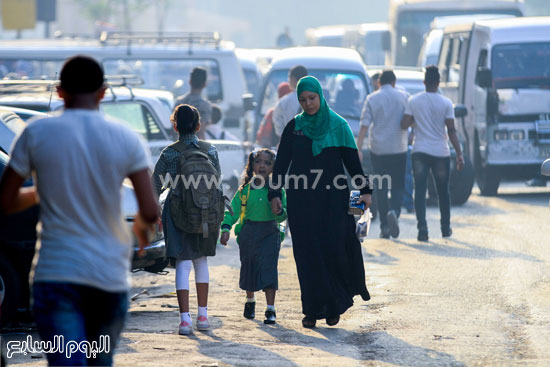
[2,184,550,366]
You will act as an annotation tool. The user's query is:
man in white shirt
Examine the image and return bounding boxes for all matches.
[0,56,159,366]
[401,66,464,242]
[357,70,409,239]
[272,65,308,139]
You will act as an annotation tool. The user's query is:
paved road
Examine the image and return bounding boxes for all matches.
[3,185,550,366]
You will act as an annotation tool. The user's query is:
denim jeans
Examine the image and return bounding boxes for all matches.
[32,282,128,366]
[371,152,407,228]
[411,152,451,230]
[402,147,414,210]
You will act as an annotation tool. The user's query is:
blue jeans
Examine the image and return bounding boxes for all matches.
[32,282,128,366]
[412,152,451,230]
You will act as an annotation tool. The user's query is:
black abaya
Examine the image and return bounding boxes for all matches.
[269,119,371,319]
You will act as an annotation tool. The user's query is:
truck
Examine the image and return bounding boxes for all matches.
[437,17,550,195]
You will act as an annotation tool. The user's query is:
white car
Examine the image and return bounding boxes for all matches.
[256,46,372,137]
[0,80,245,193]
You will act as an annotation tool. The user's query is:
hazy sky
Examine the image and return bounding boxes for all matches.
[170,0,389,48]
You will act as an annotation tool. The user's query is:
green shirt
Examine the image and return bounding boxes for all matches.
[221,183,287,236]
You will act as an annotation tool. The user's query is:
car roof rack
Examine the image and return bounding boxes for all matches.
[104,74,144,100]
[53,31,97,40]
[0,80,56,94]
[0,75,143,101]
[99,31,222,53]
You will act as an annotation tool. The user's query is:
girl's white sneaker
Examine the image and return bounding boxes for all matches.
[196,316,210,331]
[178,321,193,335]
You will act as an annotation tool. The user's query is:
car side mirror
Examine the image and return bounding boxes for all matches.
[541,159,550,176]
[476,67,492,89]
[454,104,468,118]
[242,93,256,112]
[381,31,391,51]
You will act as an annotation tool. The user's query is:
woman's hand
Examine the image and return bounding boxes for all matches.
[270,197,282,215]
[357,194,372,210]
[220,232,230,246]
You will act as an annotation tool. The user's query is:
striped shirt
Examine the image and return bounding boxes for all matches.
[151,134,221,198]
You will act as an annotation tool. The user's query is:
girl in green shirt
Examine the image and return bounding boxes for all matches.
[220,148,287,324]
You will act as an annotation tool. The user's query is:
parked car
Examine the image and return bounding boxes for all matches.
[256,46,372,137]
[0,31,251,140]
[0,115,167,329]
[0,79,245,194]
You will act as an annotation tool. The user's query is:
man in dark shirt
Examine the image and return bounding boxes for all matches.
[175,67,212,139]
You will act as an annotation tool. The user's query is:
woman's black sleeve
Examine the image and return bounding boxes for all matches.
[341,147,373,195]
[268,120,294,201]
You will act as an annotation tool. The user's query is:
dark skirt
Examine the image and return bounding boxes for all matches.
[163,194,218,261]
[237,220,281,292]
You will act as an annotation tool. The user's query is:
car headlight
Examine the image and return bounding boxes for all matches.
[509,129,525,140]
[494,130,508,141]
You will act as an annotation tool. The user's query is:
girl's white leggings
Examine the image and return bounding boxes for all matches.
[175,257,209,291]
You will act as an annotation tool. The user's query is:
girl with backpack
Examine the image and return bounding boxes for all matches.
[152,104,223,336]
[220,148,287,324]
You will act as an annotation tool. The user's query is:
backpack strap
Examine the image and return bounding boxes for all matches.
[239,184,251,225]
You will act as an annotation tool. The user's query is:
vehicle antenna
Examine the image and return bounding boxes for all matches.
[47,72,57,113]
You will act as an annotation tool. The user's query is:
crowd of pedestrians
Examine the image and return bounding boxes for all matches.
[0,55,463,365]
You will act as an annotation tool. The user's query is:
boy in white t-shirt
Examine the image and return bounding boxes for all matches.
[401,66,464,242]
[0,56,159,366]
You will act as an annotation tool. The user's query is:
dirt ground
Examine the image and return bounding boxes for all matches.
[3,185,550,366]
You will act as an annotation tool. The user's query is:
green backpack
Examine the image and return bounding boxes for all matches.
[169,140,224,238]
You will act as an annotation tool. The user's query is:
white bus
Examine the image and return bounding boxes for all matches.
[389,0,524,66]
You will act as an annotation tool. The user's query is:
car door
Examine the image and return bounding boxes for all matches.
[100,100,172,164]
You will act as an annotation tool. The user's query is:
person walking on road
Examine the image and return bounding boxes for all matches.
[220,149,287,325]
[269,76,372,328]
[175,67,212,139]
[401,66,464,242]
[356,70,409,239]
[0,55,158,366]
[256,82,293,148]
[152,104,223,335]
[272,65,308,140]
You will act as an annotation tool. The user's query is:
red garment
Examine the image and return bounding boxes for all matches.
[255,82,292,147]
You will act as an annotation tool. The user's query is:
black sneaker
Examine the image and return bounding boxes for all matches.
[417,228,429,242]
[264,309,276,324]
[386,210,400,238]
[243,302,255,319]
[442,227,452,238]
[380,226,390,239]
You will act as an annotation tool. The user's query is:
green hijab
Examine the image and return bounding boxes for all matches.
[294,76,357,156]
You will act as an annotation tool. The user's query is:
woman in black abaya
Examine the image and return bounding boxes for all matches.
[269,76,372,328]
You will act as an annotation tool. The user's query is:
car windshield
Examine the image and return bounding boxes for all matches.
[243,69,261,100]
[261,69,368,120]
[395,9,521,66]
[103,59,223,102]
[492,42,550,89]
[0,59,64,79]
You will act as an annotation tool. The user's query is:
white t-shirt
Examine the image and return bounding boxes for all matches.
[360,84,409,155]
[405,91,454,157]
[272,92,301,137]
[9,109,150,292]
